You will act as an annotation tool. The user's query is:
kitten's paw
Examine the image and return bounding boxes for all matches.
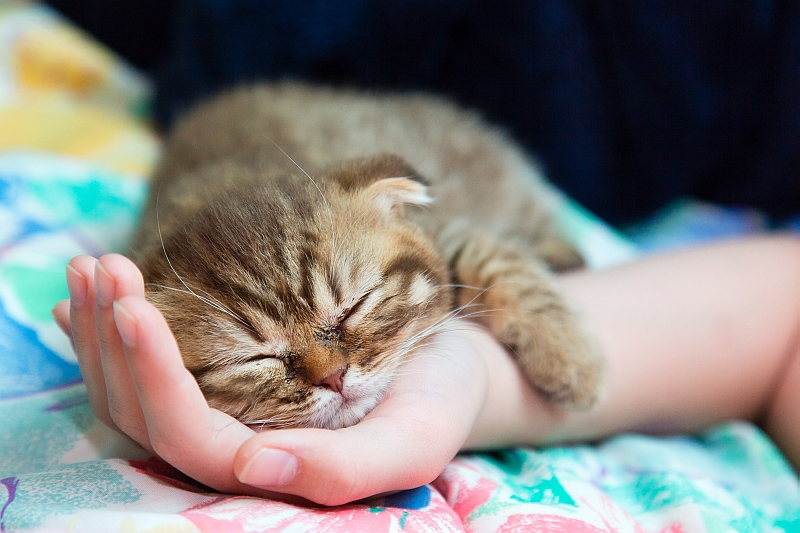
[500,312,604,410]
[536,237,585,272]
[447,234,601,408]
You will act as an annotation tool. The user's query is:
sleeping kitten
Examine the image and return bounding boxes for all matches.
[131,82,603,430]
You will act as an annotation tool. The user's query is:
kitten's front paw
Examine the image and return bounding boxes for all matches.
[535,237,586,272]
[448,234,603,409]
[500,311,604,410]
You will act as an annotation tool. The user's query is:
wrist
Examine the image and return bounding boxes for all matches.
[460,325,566,450]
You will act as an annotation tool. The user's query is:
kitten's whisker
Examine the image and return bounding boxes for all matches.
[394,342,445,365]
[239,397,263,420]
[391,370,428,378]
[153,185,254,329]
[191,285,252,325]
[408,297,487,337]
[408,282,513,340]
[396,315,460,357]
[146,282,251,329]
[438,282,490,291]
[246,415,296,425]
[399,347,470,370]
[245,414,298,429]
[395,297,511,359]
[146,282,190,293]
[452,308,505,321]
[446,278,532,312]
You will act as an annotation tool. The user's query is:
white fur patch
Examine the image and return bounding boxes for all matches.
[311,268,335,311]
[407,273,433,305]
[308,365,393,429]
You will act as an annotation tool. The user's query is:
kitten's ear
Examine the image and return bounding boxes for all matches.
[367,176,432,210]
[330,154,433,213]
[366,155,432,215]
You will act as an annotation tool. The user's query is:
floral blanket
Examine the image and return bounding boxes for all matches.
[0,3,797,532]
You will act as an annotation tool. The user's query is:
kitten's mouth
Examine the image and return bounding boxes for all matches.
[314,383,386,429]
[241,387,383,431]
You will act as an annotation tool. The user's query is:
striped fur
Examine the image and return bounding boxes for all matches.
[132,83,604,430]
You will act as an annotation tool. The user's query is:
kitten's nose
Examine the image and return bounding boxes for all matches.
[317,368,345,393]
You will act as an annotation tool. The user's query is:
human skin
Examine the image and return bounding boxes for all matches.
[51,236,800,505]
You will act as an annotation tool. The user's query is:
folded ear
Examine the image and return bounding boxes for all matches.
[365,155,432,215]
[326,154,433,214]
[367,176,432,209]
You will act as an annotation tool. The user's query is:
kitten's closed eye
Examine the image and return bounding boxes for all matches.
[240,353,281,363]
[343,291,370,320]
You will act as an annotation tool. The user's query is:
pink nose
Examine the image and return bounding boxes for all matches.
[317,368,345,393]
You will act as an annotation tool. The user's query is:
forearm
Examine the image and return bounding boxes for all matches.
[464,236,800,454]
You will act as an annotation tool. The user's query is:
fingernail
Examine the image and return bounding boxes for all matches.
[51,302,72,338]
[95,261,114,306]
[238,448,298,487]
[113,301,137,346]
[65,264,87,306]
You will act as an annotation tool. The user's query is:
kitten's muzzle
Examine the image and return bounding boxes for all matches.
[305,343,348,393]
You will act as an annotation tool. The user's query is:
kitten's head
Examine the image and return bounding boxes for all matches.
[140,155,451,430]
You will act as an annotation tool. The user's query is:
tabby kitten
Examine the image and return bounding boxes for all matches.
[132,82,603,430]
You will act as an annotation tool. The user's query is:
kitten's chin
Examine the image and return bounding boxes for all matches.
[242,391,381,431]
[306,365,396,429]
[311,388,384,430]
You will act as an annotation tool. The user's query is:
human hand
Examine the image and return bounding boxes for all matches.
[52,253,504,505]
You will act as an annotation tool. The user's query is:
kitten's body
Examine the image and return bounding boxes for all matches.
[133,83,602,430]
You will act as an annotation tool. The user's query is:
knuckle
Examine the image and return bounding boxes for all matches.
[108,401,131,435]
[106,406,158,455]
[107,402,145,442]
[97,335,119,357]
[71,322,100,352]
[148,434,185,464]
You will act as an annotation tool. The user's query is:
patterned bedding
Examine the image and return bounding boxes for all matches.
[0,4,797,532]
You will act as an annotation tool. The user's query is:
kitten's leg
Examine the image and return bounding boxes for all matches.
[443,233,603,409]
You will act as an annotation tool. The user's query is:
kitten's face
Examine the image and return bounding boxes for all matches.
[141,157,451,430]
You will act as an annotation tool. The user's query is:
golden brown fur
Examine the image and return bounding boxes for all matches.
[132,82,603,430]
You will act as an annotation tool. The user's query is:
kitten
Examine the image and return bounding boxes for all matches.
[131,82,603,430]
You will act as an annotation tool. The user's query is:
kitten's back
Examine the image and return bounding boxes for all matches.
[147,83,564,258]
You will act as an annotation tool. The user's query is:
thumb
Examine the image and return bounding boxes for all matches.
[233,413,459,506]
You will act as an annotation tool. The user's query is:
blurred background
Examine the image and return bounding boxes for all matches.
[41,0,800,242]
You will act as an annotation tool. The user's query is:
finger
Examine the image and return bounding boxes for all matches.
[233,328,488,505]
[51,299,72,341]
[67,255,116,429]
[234,422,452,506]
[94,254,150,447]
[113,294,263,493]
